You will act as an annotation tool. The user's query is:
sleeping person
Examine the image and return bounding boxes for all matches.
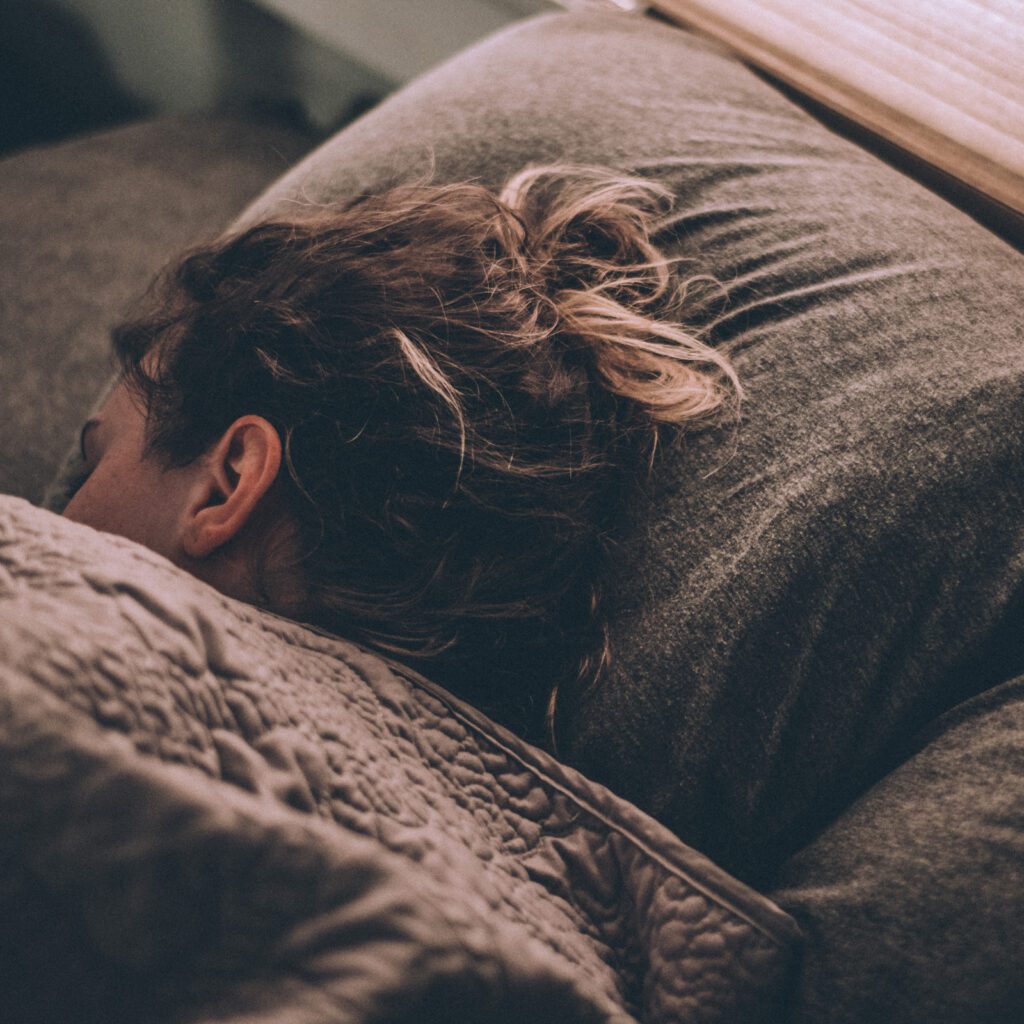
[39,11,1024,1020]
[62,163,742,748]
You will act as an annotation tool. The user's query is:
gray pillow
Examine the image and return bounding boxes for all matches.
[767,675,1024,1023]
[267,8,1021,891]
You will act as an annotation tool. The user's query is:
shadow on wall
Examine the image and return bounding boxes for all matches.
[0,0,390,159]
[204,0,390,137]
[0,0,146,156]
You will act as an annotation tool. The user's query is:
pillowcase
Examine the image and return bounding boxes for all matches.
[537,15,1024,885]
[766,675,1024,1023]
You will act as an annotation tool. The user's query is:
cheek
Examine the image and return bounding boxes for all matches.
[62,461,118,529]
[63,454,181,557]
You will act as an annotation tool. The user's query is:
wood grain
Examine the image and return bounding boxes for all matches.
[651,0,1024,217]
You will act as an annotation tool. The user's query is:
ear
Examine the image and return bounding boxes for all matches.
[181,416,283,559]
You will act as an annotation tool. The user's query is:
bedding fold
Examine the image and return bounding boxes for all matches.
[0,495,799,1024]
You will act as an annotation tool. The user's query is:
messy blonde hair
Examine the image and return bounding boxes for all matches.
[113,164,742,747]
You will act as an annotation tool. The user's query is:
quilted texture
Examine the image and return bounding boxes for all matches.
[0,495,799,1024]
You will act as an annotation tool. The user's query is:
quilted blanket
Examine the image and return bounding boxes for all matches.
[0,495,799,1023]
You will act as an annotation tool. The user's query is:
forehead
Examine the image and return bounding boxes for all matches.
[102,379,148,421]
[81,381,148,449]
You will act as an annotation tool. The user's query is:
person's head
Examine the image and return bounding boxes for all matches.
[65,377,301,610]
[63,163,742,745]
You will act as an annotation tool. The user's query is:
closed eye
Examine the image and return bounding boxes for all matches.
[79,418,101,464]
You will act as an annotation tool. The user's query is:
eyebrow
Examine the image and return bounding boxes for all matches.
[79,418,101,462]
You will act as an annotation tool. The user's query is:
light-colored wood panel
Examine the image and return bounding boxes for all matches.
[652,0,1024,217]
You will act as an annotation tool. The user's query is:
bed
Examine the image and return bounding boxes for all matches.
[2,8,1022,1022]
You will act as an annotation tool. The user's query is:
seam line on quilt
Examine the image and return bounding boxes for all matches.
[251,606,791,944]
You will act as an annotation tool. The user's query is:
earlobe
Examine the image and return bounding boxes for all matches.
[181,416,282,560]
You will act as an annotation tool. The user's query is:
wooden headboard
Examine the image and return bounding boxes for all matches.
[649,0,1024,246]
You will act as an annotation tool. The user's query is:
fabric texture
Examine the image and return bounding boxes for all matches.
[233,5,1024,888]
[0,494,799,1024]
[0,112,315,506]
[545,16,1024,885]
[768,675,1024,1023]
